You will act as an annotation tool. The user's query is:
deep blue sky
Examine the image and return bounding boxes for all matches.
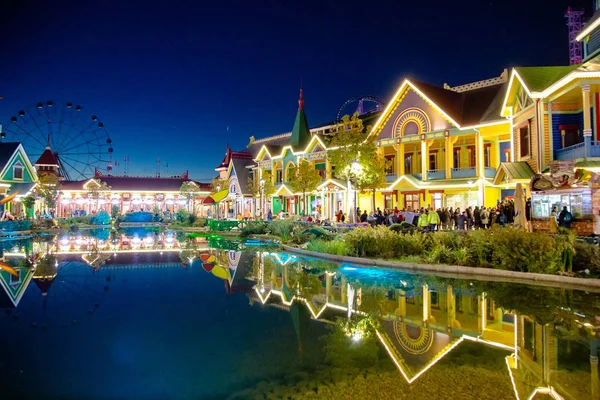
[0,0,591,181]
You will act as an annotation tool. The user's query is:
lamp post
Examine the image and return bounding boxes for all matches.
[215,184,221,220]
[346,160,362,223]
[259,178,266,220]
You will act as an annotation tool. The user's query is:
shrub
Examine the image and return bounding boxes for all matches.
[307,239,348,256]
[120,211,153,223]
[187,213,197,225]
[240,221,268,237]
[490,227,561,273]
[464,229,495,267]
[176,209,188,223]
[193,218,207,227]
[111,205,120,219]
[90,210,110,225]
[267,219,295,242]
[572,242,600,276]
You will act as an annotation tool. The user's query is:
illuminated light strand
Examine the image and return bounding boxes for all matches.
[527,387,564,400]
[506,356,521,400]
[576,18,600,41]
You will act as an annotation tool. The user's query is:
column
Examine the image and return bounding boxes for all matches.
[325,158,332,180]
[396,143,405,176]
[446,285,455,328]
[445,136,452,179]
[583,85,593,151]
[341,276,347,303]
[397,289,406,317]
[591,355,599,400]
[422,283,430,322]
[421,139,429,181]
[476,133,484,178]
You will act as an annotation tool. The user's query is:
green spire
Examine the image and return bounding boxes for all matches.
[290,89,311,150]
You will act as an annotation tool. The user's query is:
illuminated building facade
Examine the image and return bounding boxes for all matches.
[57,170,211,217]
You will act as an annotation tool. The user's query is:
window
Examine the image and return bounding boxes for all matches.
[405,193,419,211]
[432,192,443,209]
[519,125,530,158]
[13,162,23,180]
[429,153,437,170]
[468,147,476,168]
[405,155,413,174]
[315,163,326,180]
[384,194,393,209]
[385,155,395,176]
[484,145,491,168]
[504,149,511,162]
[276,168,283,183]
[531,190,591,219]
[453,148,461,168]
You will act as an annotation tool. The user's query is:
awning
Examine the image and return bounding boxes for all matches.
[7,182,36,197]
[203,189,228,204]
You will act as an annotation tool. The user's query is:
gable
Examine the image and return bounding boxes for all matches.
[0,260,33,307]
[0,146,37,183]
[376,88,455,141]
[513,83,534,115]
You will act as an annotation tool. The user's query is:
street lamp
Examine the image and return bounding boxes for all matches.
[215,184,221,220]
[259,178,266,220]
[346,160,362,223]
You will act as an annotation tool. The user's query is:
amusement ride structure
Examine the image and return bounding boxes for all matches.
[1,101,113,180]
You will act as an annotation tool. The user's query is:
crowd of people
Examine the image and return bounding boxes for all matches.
[349,199,535,231]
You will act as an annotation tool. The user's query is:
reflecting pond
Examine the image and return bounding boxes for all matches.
[0,229,598,399]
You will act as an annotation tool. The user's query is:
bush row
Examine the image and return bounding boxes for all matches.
[304,226,595,276]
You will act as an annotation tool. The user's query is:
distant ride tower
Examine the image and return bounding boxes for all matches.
[565,7,584,65]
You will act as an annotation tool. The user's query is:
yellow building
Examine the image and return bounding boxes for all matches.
[363,71,512,211]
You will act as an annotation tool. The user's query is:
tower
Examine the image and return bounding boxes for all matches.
[565,7,584,65]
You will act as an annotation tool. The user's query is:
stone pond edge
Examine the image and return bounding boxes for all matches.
[282,245,600,290]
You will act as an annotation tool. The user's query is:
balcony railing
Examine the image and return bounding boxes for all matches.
[426,169,445,180]
[484,167,497,179]
[555,142,586,160]
[451,167,477,179]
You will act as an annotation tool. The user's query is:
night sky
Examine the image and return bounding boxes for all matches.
[0,0,592,181]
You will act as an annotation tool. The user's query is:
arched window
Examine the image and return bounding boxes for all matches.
[393,108,431,137]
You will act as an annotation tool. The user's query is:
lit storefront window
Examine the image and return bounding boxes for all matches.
[531,189,592,218]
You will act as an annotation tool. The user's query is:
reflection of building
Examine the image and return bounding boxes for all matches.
[247,253,599,399]
[0,255,34,307]
[57,170,211,217]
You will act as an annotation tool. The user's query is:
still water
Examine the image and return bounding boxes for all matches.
[0,229,598,399]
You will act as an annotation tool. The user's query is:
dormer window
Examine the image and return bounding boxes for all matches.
[13,162,23,180]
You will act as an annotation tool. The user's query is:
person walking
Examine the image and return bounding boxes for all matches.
[428,207,440,231]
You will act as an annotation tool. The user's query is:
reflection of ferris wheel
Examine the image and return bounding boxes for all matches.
[337,96,385,121]
[1,101,113,180]
[9,261,111,329]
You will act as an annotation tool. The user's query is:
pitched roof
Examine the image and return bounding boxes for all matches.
[493,162,535,185]
[290,89,311,150]
[215,148,253,170]
[0,142,20,169]
[60,176,211,192]
[514,66,579,93]
[35,146,60,166]
[412,80,507,126]
[230,158,253,195]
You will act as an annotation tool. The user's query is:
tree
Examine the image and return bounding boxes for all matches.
[36,174,60,212]
[328,112,381,219]
[88,180,111,211]
[211,177,226,192]
[328,113,376,181]
[22,195,35,219]
[248,171,275,217]
[288,159,322,216]
[180,181,200,213]
[357,151,389,212]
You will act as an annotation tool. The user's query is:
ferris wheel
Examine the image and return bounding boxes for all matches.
[1,101,113,180]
